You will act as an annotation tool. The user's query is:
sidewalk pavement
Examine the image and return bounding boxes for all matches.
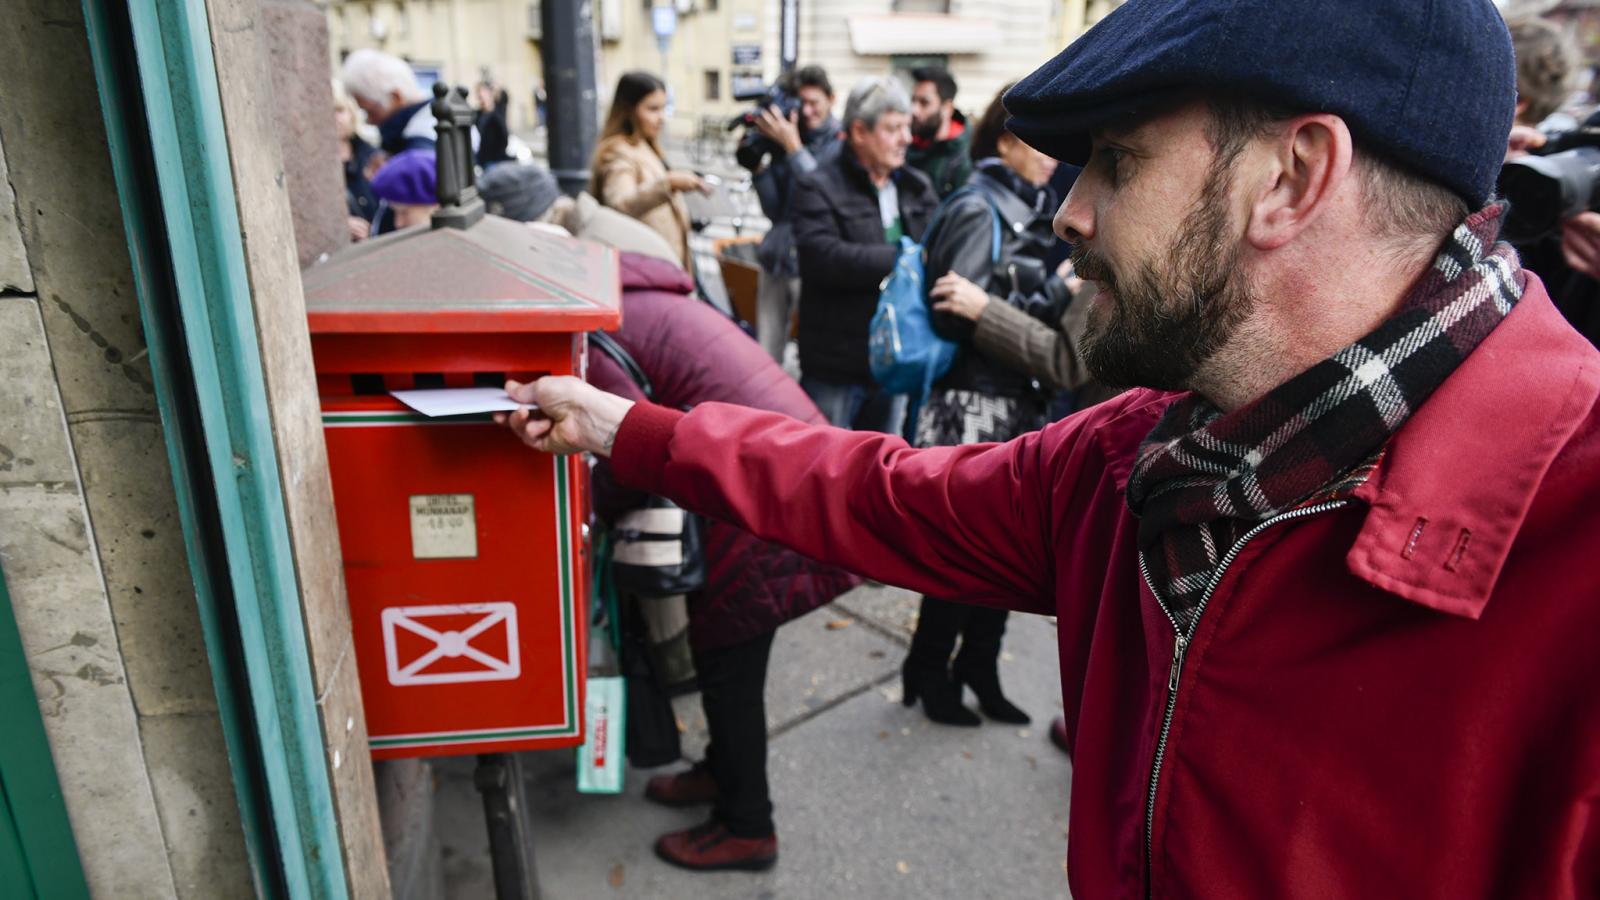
[434,583,1072,899]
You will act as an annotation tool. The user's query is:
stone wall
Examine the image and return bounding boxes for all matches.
[0,3,252,896]
[262,0,352,268]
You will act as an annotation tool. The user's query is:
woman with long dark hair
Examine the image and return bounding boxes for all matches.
[900,83,1069,727]
[590,72,709,270]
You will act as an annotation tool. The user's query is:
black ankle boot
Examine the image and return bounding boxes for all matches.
[901,665,980,727]
[902,597,980,727]
[951,655,1030,725]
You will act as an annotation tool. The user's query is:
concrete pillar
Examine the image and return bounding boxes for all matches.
[203,0,392,895]
[261,0,351,268]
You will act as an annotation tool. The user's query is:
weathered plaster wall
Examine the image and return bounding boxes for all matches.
[0,3,251,896]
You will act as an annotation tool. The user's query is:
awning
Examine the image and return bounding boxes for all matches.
[847,13,1003,55]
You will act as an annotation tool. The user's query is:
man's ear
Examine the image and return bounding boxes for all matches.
[1244,114,1353,251]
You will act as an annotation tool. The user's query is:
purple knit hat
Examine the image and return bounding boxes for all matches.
[370,150,437,205]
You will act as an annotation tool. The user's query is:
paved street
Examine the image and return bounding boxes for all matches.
[435,583,1072,899]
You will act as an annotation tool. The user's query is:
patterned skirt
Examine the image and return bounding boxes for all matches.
[913,389,1047,448]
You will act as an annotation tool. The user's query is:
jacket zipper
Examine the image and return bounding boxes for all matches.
[1139,500,1348,896]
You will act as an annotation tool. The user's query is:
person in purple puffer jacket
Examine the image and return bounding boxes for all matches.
[587,251,860,873]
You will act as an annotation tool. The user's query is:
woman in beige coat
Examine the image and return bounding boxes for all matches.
[590,72,709,270]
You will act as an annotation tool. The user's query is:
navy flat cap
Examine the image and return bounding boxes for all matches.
[1004,0,1515,208]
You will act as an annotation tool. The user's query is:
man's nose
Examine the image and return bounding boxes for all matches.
[1055,183,1094,245]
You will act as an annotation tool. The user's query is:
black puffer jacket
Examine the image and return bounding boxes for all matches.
[793,148,938,383]
[923,164,1070,397]
[744,118,842,277]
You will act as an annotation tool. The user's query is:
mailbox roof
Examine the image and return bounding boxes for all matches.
[303,216,622,333]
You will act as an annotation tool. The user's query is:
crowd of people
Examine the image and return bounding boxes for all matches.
[334,48,516,242]
[324,45,1103,876]
[334,2,1600,885]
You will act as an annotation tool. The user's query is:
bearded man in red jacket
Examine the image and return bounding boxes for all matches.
[498,0,1600,895]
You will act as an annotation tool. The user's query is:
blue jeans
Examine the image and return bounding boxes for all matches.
[801,376,908,434]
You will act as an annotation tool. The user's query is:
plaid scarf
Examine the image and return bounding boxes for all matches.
[1125,205,1524,630]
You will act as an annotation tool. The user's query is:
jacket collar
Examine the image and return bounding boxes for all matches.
[1347,273,1600,618]
[803,117,841,151]
[969,170,1041,230]
[378,99,431,148]
[839,144,874,190]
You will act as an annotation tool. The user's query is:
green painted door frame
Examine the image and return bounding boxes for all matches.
[0,564,90,900]
[79,0,351,897]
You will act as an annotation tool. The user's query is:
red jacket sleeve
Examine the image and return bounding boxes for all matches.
[610,401,1057,614]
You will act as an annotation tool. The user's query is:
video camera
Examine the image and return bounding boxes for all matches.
[1499,126,1600,243]
[728,82,800,132]
[730,82,801,172]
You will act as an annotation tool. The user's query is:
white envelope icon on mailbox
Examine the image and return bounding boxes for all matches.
[381,602,521,686]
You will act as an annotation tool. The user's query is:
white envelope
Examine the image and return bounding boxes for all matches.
[381,602,521,686]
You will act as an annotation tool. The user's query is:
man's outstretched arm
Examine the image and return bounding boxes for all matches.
[499,377,1057,614]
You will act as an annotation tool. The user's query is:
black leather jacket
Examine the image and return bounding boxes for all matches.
[744,118,843,276]
[924,166,1068,397]
[793,148,938,383]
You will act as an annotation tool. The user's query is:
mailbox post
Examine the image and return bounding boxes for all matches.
[301,85,620,898]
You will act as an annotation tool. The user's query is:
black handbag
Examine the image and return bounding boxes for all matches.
[588,331,708,596]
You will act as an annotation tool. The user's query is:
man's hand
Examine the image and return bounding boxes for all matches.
[1562,211,1600,280]
[494,376,636,457]
[1055,257,1084,295]
[755,108,804,156]
[929,272,992,322]
[1506,125,1547,161]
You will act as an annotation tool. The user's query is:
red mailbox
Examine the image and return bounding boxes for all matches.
[302,219,620,759]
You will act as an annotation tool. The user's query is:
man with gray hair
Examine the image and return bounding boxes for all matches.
[340,48,447,156]
[789,76,938,433]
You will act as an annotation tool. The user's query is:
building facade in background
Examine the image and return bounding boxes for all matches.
[325,0,548,132]
[322,0,1124,149]
[609,0,1127,143]
[796,0,1122,137]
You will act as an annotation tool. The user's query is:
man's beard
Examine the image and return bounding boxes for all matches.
[910,114,940,142]
[1072,167,1256,392]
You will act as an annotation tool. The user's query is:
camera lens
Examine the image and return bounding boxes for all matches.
[1499,162,1566,243]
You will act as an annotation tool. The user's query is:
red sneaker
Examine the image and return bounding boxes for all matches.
[644,767,719,808]
[654,821,778,872]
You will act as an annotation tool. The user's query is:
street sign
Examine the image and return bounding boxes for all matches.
[651,5,677,38]
[730,73,766,98]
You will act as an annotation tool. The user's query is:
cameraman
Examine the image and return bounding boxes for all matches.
[1504,17,1600,343]
[736,66,843,361]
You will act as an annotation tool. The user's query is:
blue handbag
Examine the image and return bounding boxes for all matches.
[868,187,1004,401]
